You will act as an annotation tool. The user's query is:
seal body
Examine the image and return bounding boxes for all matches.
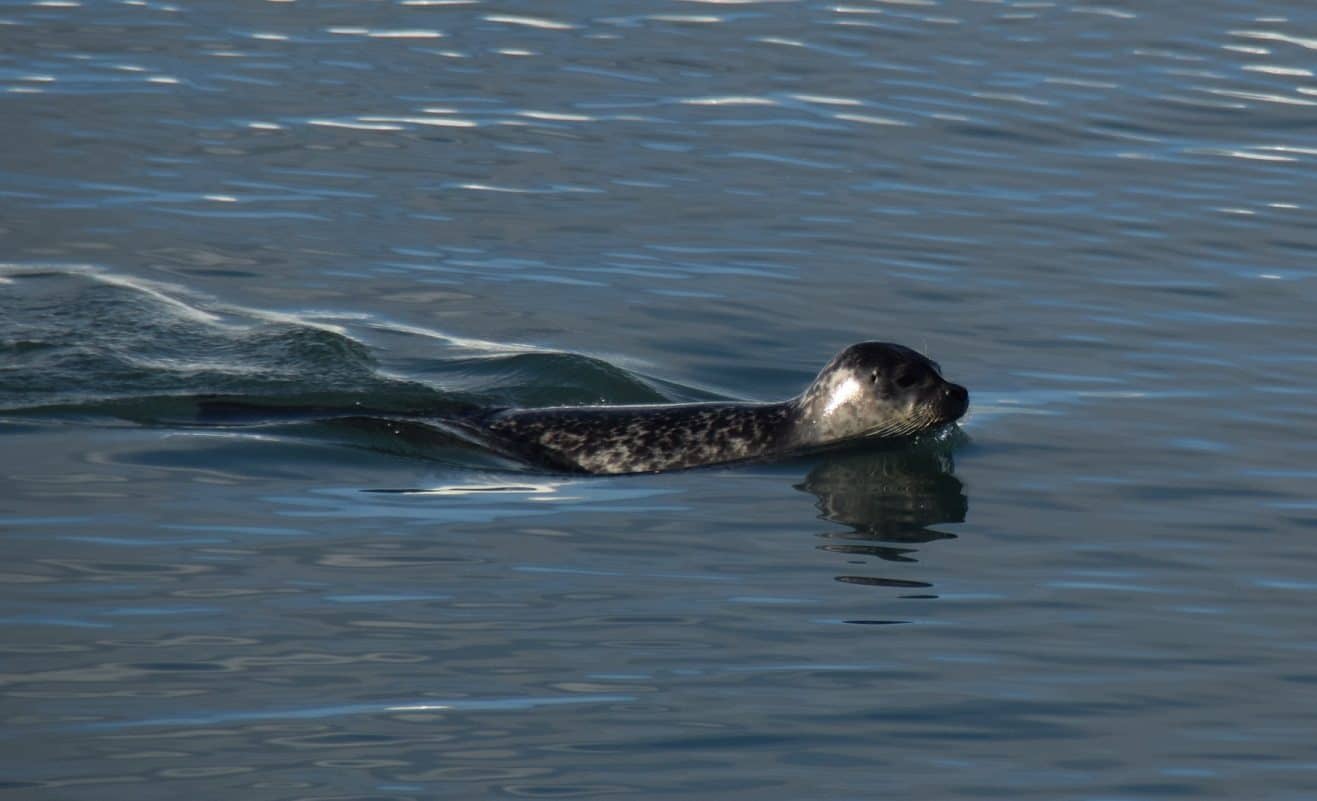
[466,342,968,475]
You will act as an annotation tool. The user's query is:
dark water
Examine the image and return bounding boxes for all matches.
[4,0,1317,798]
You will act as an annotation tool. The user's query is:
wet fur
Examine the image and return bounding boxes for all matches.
[467,342,968,475]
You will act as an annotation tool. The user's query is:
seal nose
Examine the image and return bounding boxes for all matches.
[943,382,969,420]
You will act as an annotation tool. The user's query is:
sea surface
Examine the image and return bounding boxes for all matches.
[3,0,1317,799]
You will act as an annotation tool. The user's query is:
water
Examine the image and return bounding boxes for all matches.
[3,0,1316,798]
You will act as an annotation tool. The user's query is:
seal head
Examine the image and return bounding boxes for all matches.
[789,341,968,449]
[470,341,968,475]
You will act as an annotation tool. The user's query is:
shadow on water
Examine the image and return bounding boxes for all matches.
[357,434,970,620]
[795,434,968,607]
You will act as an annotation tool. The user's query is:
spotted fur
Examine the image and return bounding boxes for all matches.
[466,342,968,475]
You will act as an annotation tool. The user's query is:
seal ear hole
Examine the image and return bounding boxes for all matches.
[870,369,879,384]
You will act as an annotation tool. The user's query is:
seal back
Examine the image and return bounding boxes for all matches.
[469,341,968,475]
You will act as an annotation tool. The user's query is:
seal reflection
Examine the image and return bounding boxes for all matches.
[795,438,967,604]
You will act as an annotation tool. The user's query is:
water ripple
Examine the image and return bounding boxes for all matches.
[5,1,1317,798]
[86,694,634,730]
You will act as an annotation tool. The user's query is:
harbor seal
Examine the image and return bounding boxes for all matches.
[459,342,968,475]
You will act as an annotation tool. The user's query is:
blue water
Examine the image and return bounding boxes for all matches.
[4,0,1317,798]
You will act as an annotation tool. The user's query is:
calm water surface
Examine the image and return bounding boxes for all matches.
[3,0,1317,799]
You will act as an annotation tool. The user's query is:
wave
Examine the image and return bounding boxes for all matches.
[0,264,686,421]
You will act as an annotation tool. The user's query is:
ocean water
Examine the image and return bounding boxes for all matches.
[3,0,1317,799]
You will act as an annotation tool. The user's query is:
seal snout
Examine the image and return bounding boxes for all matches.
[941,381,969,421]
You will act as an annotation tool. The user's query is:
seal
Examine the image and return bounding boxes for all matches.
[460,342,968,475]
